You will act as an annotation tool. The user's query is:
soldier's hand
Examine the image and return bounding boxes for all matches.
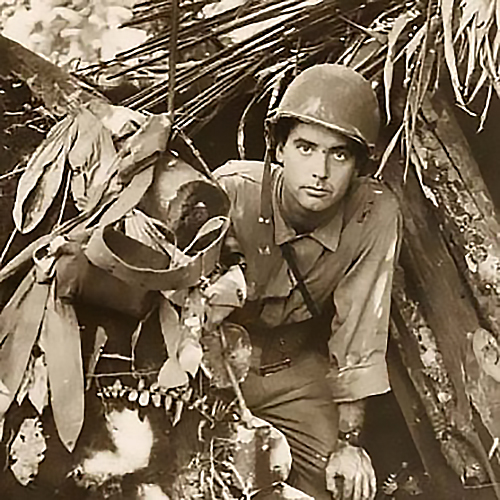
[326,442,376,500]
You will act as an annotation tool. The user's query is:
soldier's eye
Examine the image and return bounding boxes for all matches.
[332,149,352,161]
[297,143,313,155]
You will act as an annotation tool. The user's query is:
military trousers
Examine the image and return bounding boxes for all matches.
[241,349,339,500]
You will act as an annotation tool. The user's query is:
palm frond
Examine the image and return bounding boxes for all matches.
[71,0,500,179]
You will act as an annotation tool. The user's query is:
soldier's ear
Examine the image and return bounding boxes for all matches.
[275,144,284,164]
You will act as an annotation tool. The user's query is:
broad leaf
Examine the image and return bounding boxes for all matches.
[0,271,49,420]
[88,101,146,137]
[118,113,171,181]
[97,164,155,228]
[157,357,189,390]
[0,378,10,419]
[86,326,108,390]
[68,108,118,212]
[28,352,49,415]
[13,115,76,233]
[41,283,84,452]
[159,298,182,358]
[178,337,203,377]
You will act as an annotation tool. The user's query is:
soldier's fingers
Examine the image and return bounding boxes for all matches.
[342,474,354,500]
[368,468,377,500]
[352,475,364,500]
[325,471,339,496]
[362,472,373,500]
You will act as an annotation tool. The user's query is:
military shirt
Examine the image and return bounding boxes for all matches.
[214,160,402,402]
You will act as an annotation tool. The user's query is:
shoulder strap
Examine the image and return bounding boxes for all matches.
[280,242,321,318]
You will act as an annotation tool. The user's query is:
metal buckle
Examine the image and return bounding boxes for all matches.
[259,357,292,376]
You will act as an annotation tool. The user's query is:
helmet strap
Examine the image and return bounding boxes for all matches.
[258,130,274,256]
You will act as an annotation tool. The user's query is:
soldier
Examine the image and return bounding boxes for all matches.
[206,64,402,500]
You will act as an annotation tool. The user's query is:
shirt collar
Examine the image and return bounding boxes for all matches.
[272,168,344,252]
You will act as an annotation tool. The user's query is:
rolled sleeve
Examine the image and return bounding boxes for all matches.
[328,191,402,402]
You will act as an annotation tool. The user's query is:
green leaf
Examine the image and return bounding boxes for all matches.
[85,326,108,390]
[404,24,427,69]
[178,337,203,377]
[13,115,76,233]
[68,108,118,212]
[383,11,414,123]
[97,164,155,228]
[159,298,182,358]
[0,271,49,420]
[157,357,189,390]
[28,353,49,415]
[118,113,171,181]
[41,283,84,452]
[441,0,465,105]
[374,123,403,179]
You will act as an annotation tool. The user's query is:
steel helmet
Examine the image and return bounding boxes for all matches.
[269,64,380,151]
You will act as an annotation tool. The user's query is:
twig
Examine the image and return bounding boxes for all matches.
[168,0,180,121]
[55,169,71,228]
[173,126,220,185]
[87,369,160,378]
[0,228,17,268]
[213,467,234,500]
[219,327,252,423]
[0,166,27,182]
[100,353,134,362]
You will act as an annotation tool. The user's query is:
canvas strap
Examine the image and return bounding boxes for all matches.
[280,242,321,318]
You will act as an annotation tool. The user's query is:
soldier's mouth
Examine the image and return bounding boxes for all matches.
[303,186,332,197]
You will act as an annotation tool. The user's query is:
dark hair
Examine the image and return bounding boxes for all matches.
[271,117,369,167]
[271,117,298,147]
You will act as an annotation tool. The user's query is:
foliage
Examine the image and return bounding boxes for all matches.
[70,0,500,180]
[3,0,500,495]
[1,0,147,67]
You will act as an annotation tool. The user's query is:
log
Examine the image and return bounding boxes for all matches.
[0,34,106,116]
[412,93,500,469]
[382,89,500,498]
[414,95,500,341]
[386,163,500,498]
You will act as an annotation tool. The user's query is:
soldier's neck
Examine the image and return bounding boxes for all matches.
[280,186,338,235]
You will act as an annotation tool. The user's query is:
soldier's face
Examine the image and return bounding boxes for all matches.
[276,122,357,213]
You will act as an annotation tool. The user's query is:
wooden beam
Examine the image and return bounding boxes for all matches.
[386,164,499,498]
[0,34,106,116]
[414,95,500,341]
